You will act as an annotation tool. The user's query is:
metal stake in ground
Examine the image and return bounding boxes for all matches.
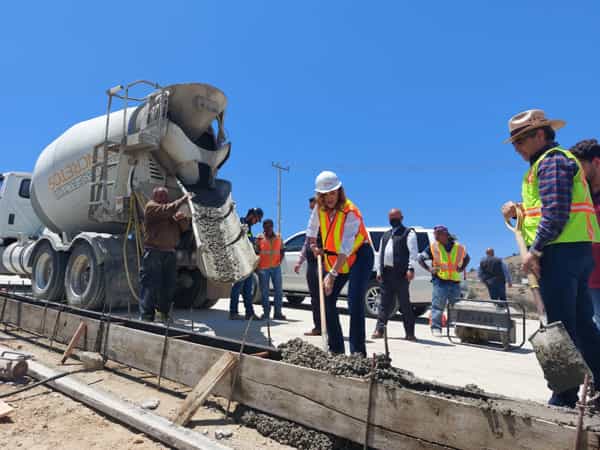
[158,303,175,388]
[574,374,591,450]
[364,354,377,450]
[226,314,253,418]
[383,325,390,362]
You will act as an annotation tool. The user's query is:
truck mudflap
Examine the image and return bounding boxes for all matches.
[184,179,258,283]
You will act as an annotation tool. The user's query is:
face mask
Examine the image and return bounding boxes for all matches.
[389,218,402,228]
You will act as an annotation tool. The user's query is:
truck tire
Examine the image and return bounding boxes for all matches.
[174,269,218,309]
[64,241,105,310]
[286,295,305,305]
[411,305,429,318]
[31,241,67,302]
[364,280,398,318]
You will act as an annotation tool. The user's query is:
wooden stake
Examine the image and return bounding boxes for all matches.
[0,400,13,419]
[175,352,237,426]
[60,322,87,364]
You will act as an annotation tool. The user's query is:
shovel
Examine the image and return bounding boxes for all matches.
[505,207,592,393]
[317,255,329,351]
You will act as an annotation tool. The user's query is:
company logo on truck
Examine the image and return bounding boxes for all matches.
[48,152,117,199]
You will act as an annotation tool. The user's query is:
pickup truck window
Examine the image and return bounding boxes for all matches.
[285,234,306,252]
[18,179,31,199]
[416,232,430,253]
[369,231,383,251]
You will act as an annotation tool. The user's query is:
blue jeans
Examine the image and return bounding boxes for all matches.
[539,243,600,407]
[324,244,374,356]
[590,288,600,331]
[431,278,461,330]
[258,266,283,317]
[139,249,177,320]
[229,275,255,317]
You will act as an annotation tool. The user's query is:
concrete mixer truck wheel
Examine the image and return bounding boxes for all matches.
[31,241,67,301]
[64,241,105,310]
[174,269,216,309]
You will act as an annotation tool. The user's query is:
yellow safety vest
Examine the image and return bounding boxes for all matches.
[319,199,370,273]
[522,147,600,246]
[430,241,466,282]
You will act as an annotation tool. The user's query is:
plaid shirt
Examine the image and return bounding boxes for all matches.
[530,143,578,252]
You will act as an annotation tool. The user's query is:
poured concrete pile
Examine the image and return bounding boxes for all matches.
[238,407,361,450]
[279,338,488,399]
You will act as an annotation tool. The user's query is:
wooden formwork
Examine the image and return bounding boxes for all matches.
[1,295,599,450]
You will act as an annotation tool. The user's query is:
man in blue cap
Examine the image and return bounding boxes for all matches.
[418,225,470,336]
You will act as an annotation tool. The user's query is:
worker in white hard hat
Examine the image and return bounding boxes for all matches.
[306,171,374,356]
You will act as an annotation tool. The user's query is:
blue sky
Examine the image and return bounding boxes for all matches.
[2,1,599,262]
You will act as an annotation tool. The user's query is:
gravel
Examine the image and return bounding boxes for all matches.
[237,407,361,450]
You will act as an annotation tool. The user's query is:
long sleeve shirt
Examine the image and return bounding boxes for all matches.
[377,229,418,277]
[306,207,359,256]
[143,197,190,251]
[529,143,578,252]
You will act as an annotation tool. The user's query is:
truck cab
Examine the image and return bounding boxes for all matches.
[0,172,43,275]
[0,172,42,244]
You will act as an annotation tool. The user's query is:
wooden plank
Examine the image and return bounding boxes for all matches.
[0,345,229,450]
[61,322,87,363]
[2,296,600,450]
[175,352,237,426]
[0,399,13,418]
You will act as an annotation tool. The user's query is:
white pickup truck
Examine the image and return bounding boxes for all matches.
[280,226,468,318]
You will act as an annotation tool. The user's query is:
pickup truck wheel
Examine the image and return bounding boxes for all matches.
[32,241,67,302]
[251,273,263,305]
[411,305,429,318]
[64,241,105,309]
[286,295,305,305]
[364,280,398,318]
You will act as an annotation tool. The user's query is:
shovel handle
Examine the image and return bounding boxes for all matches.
[504,208,546,322]
[317,255,329,350]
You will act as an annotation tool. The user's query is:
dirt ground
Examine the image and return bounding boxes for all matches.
[0,331,293,450]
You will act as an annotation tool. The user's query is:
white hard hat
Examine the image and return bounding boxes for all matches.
[315,170,342,193]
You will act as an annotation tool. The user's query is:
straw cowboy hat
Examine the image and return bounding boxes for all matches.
[504,109,566,144]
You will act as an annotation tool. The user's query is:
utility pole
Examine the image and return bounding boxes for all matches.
[272,162,290,234]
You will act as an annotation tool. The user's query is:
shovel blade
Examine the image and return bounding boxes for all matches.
[529,321,592,393]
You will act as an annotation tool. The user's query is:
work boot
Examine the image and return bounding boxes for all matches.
[405,335,417,342]
[371,330,384,339]
[304,329,321,336]
[273,313,287,321]
[229,313,245,321]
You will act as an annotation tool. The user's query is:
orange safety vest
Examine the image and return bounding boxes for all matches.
[257,234,283,269]
[319,199,370,273]
[430,241,466,282]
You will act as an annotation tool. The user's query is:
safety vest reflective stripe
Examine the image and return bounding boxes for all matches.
[257,235,282,269]
[524,202,595,217]
[319,199,370,274]
[431,242,465,282]
[521,147,600,246]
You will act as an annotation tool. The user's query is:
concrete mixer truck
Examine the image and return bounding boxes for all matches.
[0,80,258,311]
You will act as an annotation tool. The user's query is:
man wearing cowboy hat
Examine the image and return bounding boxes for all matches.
[502,109,600,408]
